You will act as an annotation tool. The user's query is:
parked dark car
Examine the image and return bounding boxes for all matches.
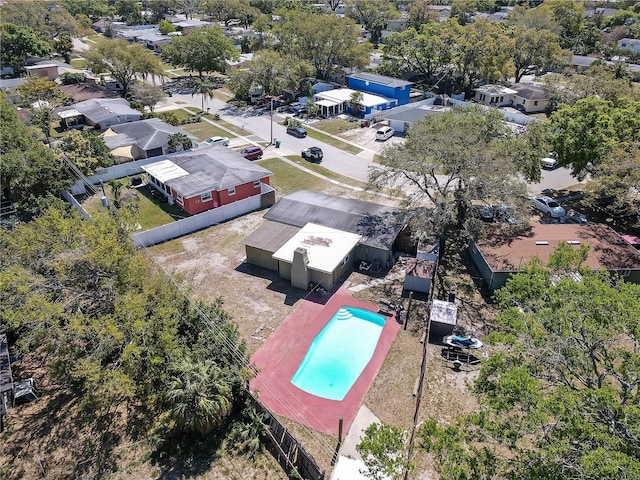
[470,204,494,222]
[240,145,263,160]
[492,204,524,224]
[286,125,307,138]
[301,146,323,162]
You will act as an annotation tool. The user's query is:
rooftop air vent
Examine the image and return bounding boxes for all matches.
[566,240,581,245]
[535,241,549,245]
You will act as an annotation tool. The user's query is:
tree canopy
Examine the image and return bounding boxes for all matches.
[0,23,51,72]
[84,39,164,96]
[549,96,640,179]
[420,246,640,479]
[367,106,541,241]
[161,27,238,78]
[275,11,371,80]
[0,95,71,211]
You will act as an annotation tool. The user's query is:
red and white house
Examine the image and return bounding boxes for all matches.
[141,146,272,215]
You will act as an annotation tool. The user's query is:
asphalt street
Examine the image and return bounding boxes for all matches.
[159,91,583,194]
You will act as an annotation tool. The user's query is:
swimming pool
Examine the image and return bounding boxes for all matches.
[290,306,385,401]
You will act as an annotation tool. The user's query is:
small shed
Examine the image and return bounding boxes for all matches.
[428,299,457,341]
[404,258,436,293]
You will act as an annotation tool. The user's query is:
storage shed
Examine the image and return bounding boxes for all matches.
[404,258,436,293]
[428,300,457,341]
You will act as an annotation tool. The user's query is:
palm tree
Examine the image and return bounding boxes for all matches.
[192,78,216,112]
[166,358,234,435]
[348,91,365,118]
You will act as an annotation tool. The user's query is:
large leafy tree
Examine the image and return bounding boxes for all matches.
[227,49,314,99]
[442,19,515,95]
[345,0,400,45]
[56,130,113,175]
[0,23,51,72]
[275,11,371,80]
[0,0,85,39]
[161,27,238,78]
[380,24,453,82]
[512,28,568,83]
[357,423,414,480]
[421,245,640,479]
[84,39,164,96]
[549,96,640,179]
[0,95,70,209]
[368,106,541,242]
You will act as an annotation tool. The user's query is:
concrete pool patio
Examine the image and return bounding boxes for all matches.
[249,283,401,436]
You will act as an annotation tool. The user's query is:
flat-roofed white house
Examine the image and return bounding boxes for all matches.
[313,88,391,118]
[272,223,361,290]
[474,84,517,107]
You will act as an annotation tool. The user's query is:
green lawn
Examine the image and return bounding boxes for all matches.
[285,155,367,189]
[160,108,200,121]
[313,118,359,136]
[182,121,233,141]
[82,182,187,230]
[306,129,362,155]
[256,158,335,195]
[70,57,86,69]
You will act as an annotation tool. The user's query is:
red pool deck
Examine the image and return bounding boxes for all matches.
[249,284,400,436]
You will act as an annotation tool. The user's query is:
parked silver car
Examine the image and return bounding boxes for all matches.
[531,195,566,218]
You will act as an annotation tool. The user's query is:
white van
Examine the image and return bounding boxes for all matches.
[541,155,557,169]
[375,126,395,141]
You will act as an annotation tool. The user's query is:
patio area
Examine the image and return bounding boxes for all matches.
[249,283,401,436]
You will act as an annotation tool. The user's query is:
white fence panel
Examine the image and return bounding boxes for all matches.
[131,193,265,248]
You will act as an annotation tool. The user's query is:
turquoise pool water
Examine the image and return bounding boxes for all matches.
[290,306,385,401]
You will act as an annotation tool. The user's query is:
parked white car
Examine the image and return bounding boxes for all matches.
[531,195,566,218]
[203,136,229,146]
[375,126,395,141]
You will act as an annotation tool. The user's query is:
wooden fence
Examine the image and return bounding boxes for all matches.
[245,390,325,480]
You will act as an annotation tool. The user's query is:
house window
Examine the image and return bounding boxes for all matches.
[534,100,538,106]
[228,186,236,196]
[201,191,212,202]
[341,254,349,267]
[253,180,260,188]
[176,193,183,206]
[499,96,504,103]
[621,269,631,277]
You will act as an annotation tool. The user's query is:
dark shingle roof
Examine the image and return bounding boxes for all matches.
[72,98,141,125]
[263,190,404,250]
[166,147,272,197]
[107,118,196,151]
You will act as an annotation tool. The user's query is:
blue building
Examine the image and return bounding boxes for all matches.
[347,73,413,107]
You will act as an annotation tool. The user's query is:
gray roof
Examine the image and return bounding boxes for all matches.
[348,72,412,88]
[0,77,28,90]
[72,98,142,125]
[243,221,300,251]
[383,104,451,123]
[107,118,196,151]
[263,190,404,251]
[165,147,272,197]
[511,84,546,100]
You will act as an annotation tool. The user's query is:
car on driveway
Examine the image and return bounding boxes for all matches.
[470,204,494,222]
[492,204,524,224]
[203,136,229,146]
[301,146,323,162]
[240,145,263,160]
[531,195,566,218]
[286,125,307,138]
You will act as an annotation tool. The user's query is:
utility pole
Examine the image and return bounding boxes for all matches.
[270,96,274,146]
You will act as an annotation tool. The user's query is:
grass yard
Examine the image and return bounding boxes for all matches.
[210,119,248,136]
[69,57,86,69]
[82,182,187,230]
[285,155,367,189]
[313,118,360,136]
[256,158,331,195]
[181,121,233,141]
